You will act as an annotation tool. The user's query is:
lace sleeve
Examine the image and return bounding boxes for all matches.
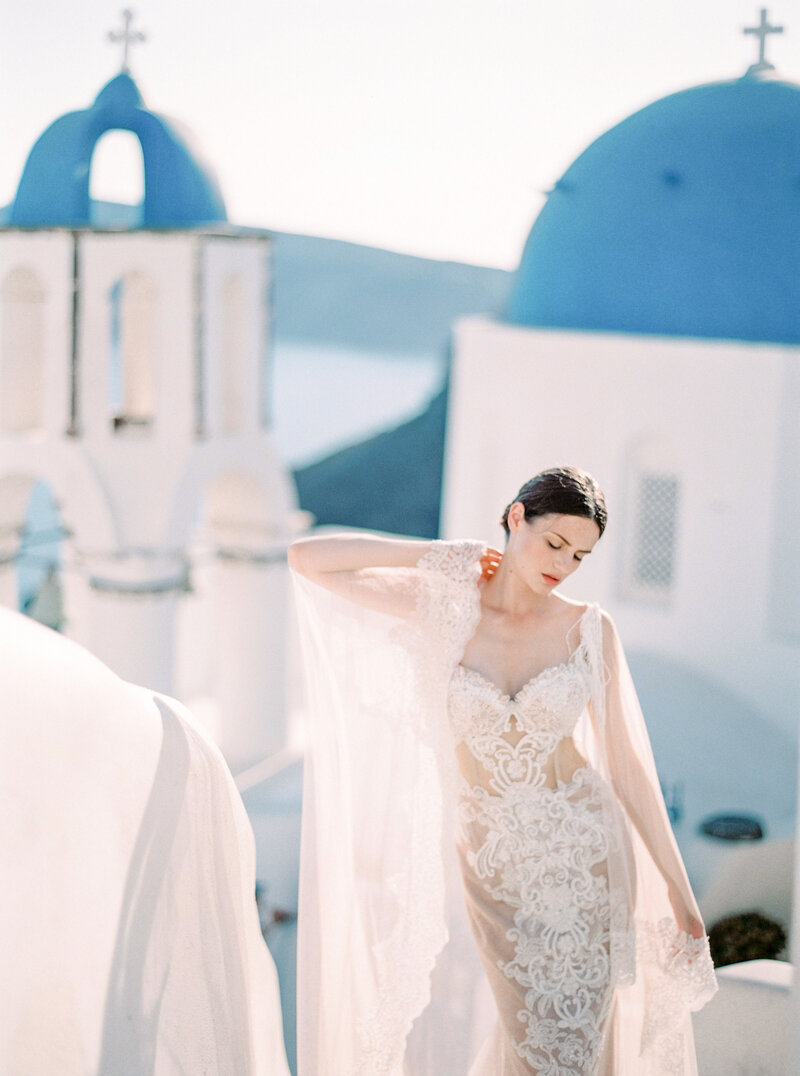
[404,539,485,674]
[414,539,487,585]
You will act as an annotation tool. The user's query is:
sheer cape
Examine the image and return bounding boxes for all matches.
[294,540,717,1075]
[0,607,289,1076]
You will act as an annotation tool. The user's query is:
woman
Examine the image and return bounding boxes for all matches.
[290,466,716,1075]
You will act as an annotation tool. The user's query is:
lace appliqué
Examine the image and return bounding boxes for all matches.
[389,540,484,739]
[412,539,485,665]
[358,540,484,1074]
[450,630,618,1075]
[637,918,718,1074]
[459,774,614,1075]
[356,761,446,1075]
[449,661,589,794]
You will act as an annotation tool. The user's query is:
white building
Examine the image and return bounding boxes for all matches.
[443,42,800,1071]
[0,65,298,773]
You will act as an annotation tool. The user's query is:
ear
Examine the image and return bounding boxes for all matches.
[507,501,525,530]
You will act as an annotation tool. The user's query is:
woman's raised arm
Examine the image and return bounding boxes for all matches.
[288,532,435,617]
[288,533,431,578]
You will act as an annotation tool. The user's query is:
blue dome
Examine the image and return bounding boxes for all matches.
[10,73,227,229]
[508,76,800,344]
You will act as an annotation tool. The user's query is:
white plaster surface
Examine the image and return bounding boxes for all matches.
[0,227,298,771]
[694,961,792,1076]
[444,317,800,741]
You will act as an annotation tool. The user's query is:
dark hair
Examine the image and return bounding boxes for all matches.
[500,466,608,537]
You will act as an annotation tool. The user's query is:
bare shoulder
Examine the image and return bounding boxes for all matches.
[551,595,593,627]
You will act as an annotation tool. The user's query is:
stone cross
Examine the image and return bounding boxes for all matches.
[743,8,784,73]
[108,9,147,74]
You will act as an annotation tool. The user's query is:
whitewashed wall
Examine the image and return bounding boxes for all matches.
[443,316,800,741]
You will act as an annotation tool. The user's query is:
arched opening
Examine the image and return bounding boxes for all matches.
[220,275,246,435]
[0,267,46,434]
[89,129,145,228]
[0,475,65,629]
[109,272,157,431]
[19,481,64,630]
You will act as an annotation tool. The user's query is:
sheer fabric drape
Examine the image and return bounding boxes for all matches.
[294,540,716,1075]
[0,608,289,1076]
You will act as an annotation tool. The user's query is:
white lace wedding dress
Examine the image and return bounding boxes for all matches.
[294,540,717,1076]
[450,609,618,1074]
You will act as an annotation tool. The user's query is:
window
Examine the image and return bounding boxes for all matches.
[631,472,680,589]
[109,272,156,431]
[621,444,681,603]
[0,267,46,433]
[220,275,245,435]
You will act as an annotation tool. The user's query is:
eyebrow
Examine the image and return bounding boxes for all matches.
[550,531,593,555]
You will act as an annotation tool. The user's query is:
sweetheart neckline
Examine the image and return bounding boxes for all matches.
[455,603,592,703]
[454,653,584,704]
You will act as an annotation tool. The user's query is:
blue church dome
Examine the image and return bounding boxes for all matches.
[508,75,800,345]
[9,72,227,229]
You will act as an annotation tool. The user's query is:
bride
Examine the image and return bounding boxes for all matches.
[289,465,717,1075]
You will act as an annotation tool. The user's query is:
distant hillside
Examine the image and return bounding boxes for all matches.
[270,233,510,534]
[294,384,448,538]
[271,231,511,354]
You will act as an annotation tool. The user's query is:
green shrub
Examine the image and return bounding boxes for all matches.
[708,911,787,968]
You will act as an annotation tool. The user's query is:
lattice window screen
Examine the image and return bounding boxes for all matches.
[627,470,680,598]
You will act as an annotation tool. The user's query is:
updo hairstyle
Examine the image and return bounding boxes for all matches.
[500,466,608,537]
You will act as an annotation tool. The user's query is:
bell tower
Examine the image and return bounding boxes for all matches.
[0,24,298,772]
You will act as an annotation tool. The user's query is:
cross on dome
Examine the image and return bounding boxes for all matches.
[107,9,147,74]
[743,8,784,75]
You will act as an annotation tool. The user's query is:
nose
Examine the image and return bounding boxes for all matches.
[553,549,572,573]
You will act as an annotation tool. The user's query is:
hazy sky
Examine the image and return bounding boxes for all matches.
[0,0,796,268]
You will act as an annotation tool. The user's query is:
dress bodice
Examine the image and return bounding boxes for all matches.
[447,649,591,795]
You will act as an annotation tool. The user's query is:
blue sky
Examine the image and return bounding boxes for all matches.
[0,0,795,268]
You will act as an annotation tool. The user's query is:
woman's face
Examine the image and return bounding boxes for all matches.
[506,506,601,594]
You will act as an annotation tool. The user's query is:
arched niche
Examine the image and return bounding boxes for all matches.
[0,474,63,627]
[0,267,46,434]
[108,271,157,432]
[220,275,246,435]
[19,480,64,629]
[89,129,145,228]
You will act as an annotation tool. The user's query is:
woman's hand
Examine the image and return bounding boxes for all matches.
[668,886,705,940]
[479,547,503,584]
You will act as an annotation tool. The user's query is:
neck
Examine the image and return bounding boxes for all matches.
[483,553,557,616]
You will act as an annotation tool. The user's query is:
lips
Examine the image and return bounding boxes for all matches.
[542,573,560,586]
